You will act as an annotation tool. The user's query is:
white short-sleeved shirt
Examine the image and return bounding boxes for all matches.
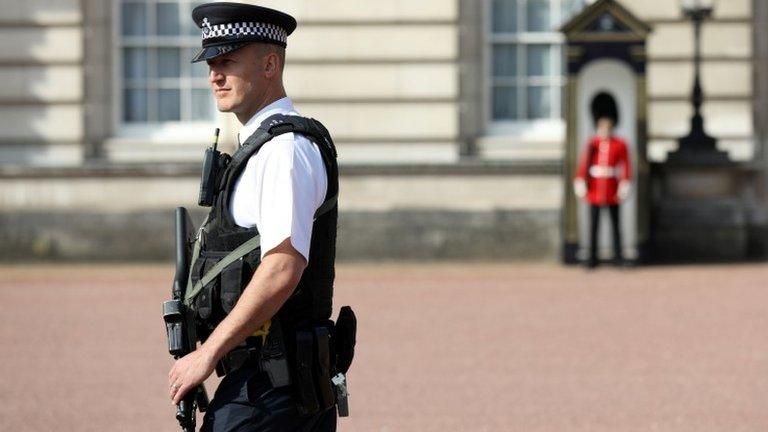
[230,97,328,261]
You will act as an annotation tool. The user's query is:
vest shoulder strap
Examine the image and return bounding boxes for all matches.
[228,114,337,177]
[219,114,339,225]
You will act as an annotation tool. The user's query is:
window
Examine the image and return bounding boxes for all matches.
[117,0,213,126]
[487,0,585,124]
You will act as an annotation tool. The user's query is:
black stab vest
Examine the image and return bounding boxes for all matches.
[187,114,339,341]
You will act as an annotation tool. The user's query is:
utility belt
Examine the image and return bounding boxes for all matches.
[185,244,355,417]
[217,308,357,418]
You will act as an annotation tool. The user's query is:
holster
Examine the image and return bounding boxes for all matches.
[334,306,356,374]
[292,306,357,417]
[293,321,336,416]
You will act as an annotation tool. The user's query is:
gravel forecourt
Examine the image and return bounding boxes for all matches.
[0,263,766,431]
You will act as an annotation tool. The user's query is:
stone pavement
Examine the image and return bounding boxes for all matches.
[0,263,766,431]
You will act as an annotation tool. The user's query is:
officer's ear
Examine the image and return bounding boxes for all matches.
[264,53,277,78]
[262,48,283,79]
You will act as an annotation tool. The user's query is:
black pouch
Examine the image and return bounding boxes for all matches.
[291,321,338,416]
[189,254,205,292]
[294,331,320,416]
[193,256,218,320]
[313,326,335,410]
[260,320,291,388]
[219,258,243,313]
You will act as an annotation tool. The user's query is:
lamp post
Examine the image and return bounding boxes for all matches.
[668,0,729,163]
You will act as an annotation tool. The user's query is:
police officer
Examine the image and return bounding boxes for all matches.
[167,2,341,431]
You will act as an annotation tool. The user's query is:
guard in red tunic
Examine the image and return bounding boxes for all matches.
[573,95,632,268]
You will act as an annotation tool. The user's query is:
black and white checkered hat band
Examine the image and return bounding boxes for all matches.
[202,21,287,45]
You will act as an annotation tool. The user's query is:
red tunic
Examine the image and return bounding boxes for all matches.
[575,135,631,206]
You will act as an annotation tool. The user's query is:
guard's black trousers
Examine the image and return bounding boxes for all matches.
[200,364,337,432]
[589,204,623,266]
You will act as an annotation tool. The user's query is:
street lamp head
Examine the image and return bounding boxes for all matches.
[680,0,714,19]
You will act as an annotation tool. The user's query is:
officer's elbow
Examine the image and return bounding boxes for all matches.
[262,238,308,281]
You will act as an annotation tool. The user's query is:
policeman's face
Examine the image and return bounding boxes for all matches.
[206,44,282,118]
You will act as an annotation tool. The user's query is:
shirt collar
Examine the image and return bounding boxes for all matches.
[238,96,296,145]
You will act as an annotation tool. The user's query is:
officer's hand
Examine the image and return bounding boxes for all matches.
[168,349,216,405]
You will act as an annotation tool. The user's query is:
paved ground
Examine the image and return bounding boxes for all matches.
[0,263,767,431]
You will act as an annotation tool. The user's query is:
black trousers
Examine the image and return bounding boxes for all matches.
[588,204,623,266]
[200,364,337,432]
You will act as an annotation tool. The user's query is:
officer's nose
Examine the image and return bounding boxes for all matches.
[209,67,225,85]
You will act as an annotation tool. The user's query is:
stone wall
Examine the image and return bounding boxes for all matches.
[0,208,559,262]
[0,0,84,165]
[629,0,754,161]
[0,163,561,261]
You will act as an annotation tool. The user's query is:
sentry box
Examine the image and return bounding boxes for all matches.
[560,0,652,265]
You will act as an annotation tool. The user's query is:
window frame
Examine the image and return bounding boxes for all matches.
[111,0,216,141]
[482,0,572,138]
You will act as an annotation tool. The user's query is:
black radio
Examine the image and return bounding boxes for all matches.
[198,128,221,207]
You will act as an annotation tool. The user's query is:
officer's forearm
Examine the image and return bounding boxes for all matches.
[198,240,306,364]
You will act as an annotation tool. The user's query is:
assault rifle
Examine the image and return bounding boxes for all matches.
[163,207,209,432]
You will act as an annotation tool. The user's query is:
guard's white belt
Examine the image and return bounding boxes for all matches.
[589,166,620,178]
